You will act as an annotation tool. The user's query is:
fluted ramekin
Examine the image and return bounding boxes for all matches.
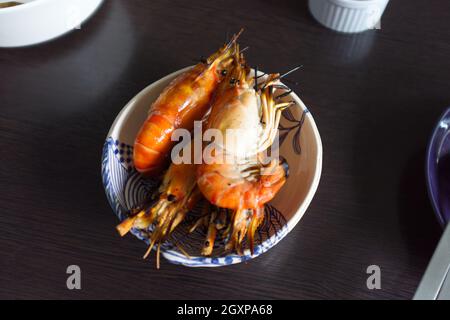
[309,0,390,33]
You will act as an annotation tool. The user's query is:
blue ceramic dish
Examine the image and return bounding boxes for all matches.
[426,107,450,226]
[101,67,323,267]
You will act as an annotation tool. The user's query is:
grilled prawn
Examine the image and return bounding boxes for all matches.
[133,31,242,176]
[117,140,201,267]
[196,58,293,255]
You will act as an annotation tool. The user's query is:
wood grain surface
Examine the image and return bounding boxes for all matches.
[0,0,449,299]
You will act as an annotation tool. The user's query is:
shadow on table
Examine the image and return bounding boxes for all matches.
[397,149,442,261]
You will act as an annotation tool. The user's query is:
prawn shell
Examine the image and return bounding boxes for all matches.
[196,161,286,210]
[134,63,220,176]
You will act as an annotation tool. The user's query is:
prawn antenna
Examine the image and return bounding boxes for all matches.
[280,65,303,79]
[224,28,244,50]
[261,65,303,90]
[240,46,249,54]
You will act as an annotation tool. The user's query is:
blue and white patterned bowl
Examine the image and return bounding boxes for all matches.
[101,67,323,267]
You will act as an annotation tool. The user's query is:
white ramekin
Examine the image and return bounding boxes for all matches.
[0,0,103,47]
[309,0,390,33]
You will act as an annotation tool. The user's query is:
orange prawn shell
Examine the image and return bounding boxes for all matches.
[196,69,287,211]
[134,64,220,175]
[197,160,286,210]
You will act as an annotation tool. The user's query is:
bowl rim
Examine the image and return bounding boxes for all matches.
[426,107,450,228]
[103,66,323,266]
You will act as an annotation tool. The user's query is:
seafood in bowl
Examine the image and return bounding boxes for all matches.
[102,31,322,267]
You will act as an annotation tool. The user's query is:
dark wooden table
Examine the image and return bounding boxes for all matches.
[1,0,449,300]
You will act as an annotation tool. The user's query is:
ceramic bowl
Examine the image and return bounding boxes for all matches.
[101,67,323,267]
[309,0,390,33]
[426,107,450,227]
[0,0,103,47]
